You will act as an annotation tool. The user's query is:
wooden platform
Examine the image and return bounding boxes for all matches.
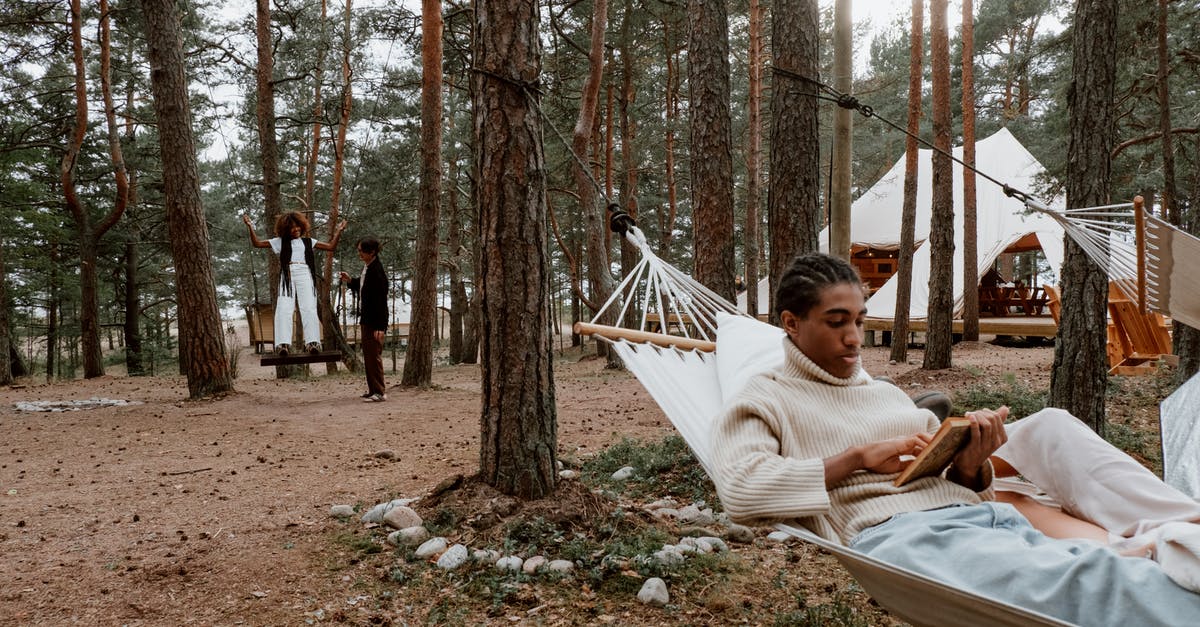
[865,315,1058,338]
[259,350,344,366]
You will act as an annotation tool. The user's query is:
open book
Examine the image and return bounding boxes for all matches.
[893,417,972,487]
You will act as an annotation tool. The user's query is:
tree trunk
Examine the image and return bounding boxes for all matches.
[890,0,923,364]
[141,0,234,399]
[768,0,821,321]
[253,0,293,378]
[688,0,735,301]
[659,20,681,259]
[123,236,144,375]
[1176,134,1200,383]
[304,0,328,213]
[923,0,955,370]
[961,0,979,342]
[0,240,10,385]
[47,244,59,381]
[575,0,618,365]
[1049,0,1117,433]
[829,0,852,260]
[122,71,143,376]
[402,0,443,387]
[64,0,130,379]
[447,126,466,364]
[475,0,557,499]
[744,0,764,318]
[1154,0,1195,379]
[320,0,357,373]
[617,0,639,306]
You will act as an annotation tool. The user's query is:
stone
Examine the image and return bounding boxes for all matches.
[385,526,429,547]
[472,548,501,564]
[436,544,469,570]
[546,559,574,573]
[413,537,448,559]
[496,556,524,572]
[652,547,685,567]
[522,555,547,574]
[637,577,669,606]
[360,498,416,524]
[382,506,423,530]
[328,504,355,518]
[611,466,635,481]
[697,536,728,553]
[558,469,578,480]
[723,524,756,545]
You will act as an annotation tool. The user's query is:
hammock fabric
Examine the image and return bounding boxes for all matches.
[578,221,1069,626]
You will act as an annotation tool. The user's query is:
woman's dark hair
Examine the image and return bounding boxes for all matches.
[773,253,863,319]
[274,211,315,297]
[274,211,310,239]
[357,237,381,255]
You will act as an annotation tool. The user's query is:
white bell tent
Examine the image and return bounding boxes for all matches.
[738,128,1065,319]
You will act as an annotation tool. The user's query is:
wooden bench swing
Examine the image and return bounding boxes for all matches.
[245,302,343,366]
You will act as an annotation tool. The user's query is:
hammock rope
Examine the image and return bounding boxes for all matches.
[588,207,741,342]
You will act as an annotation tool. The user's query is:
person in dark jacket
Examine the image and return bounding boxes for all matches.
[339,237,389,401]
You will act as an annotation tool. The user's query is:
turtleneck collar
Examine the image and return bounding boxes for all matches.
[779,335,871,387]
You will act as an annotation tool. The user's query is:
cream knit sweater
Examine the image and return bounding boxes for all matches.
[711,336,994,545]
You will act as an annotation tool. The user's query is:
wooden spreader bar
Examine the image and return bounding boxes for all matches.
[573,321,716,353]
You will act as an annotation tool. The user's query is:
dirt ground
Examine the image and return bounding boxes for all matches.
[0,334,1156,625]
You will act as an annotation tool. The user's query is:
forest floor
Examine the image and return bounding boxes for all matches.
[0,331,1172,626]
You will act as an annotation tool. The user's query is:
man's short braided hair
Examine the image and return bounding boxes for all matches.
[774,253,864,319]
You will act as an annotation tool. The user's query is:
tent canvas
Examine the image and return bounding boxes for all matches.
[738,128,1066,320]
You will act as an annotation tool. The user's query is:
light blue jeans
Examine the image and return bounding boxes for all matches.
[850,502,1200,626]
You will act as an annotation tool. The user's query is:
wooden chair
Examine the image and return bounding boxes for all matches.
[1107,283,1175,376]
[1043,285,1061,324]
[245,303,275,354]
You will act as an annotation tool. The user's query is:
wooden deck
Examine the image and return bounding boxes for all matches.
[865,315,1058,338]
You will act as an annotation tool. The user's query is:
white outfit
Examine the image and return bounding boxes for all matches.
[269,237,322,346]
[995,408,1200,591]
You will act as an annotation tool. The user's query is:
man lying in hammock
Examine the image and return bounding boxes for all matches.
[710,252,1200,625]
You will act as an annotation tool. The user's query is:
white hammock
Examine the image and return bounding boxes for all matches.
[1023,195,1200,329]
[577,223,1068,627]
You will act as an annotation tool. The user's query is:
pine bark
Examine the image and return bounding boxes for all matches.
[141,0,234,398]
[1049,0,1118,433]
[402,0,444,387]
[768,0,821,321]
[63,0,129,378]
[744,0,764,318]
[0,242,10,385]
[688,0,735,301]
[961,0,979,342]
[474,0,557,499]
[254,0,293,378]
[829,0,852,260]
[574,0,617,364]
[923,0,955,370]
[319,0,356,373]
[890,0,924,364]
[658,20,681,258]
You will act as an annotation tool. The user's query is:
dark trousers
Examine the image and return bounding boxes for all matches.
[362,324,385,395]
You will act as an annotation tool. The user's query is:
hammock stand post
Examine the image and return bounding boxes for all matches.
[1134,195,1147,314]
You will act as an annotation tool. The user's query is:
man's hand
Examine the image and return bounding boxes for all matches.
[948,406,1009,489]
[338,271,350,284]
[825,436,923,488]
[860,435,925,474]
